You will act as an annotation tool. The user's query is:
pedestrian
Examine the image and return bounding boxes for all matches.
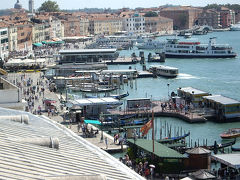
[77,122,81,133]
[48,109,50,116]
[105,137,108,149]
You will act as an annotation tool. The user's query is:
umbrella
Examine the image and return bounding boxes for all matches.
[149,164,155,168]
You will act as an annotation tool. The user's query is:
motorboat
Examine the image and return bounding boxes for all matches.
[149,65,179,78]
[161,37,237,58]
[230,22,240,31]
[220,128,240,139]
[136,39,164,50]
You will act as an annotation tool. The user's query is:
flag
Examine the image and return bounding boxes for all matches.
[140,119,153,137]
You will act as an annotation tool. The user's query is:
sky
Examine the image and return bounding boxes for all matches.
[3,0,240,10]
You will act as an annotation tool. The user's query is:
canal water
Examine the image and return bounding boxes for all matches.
[70,31,240,154]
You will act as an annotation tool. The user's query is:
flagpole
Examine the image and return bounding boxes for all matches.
[152,110,154,153]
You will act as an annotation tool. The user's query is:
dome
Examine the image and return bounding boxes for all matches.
[14,0,22,9]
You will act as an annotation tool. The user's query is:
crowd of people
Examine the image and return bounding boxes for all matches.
[119,154,155,179]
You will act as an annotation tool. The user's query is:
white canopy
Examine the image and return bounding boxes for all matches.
[212,153,240,169]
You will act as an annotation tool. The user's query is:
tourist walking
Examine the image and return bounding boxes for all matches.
[105,137,108,149]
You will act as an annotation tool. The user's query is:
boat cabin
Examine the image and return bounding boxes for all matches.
[202,95,240,120]
[177,87,210,107]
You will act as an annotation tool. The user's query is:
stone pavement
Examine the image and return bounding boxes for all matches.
[7,71,127,152]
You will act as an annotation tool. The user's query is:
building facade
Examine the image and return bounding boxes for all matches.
[79,18,89,36]
[122,12,145,34]
[32,22,50,43]
[0,27,9,60]
[50,18,64,39]
[8,25,18,52]
[92,17,123,35]
[63,17,81,37]
[197,9,220,29]
[145,16,173,34]
[220,7,235,28]
[160,6,202,30]
[16,22,33,51]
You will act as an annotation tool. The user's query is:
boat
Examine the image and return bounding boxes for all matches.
[231,146,240,151]
[220,128,240,139]
[108,92,129,100]
[149,65,178,78]
[161,37,237,58]
[79,87,117,93]
[120,118,149,126]
[148,54,165,63]
[184,33,192,39]
[206,139,236,150]
[230,22,240,31]
[136,39,164,50]
[158,132,190,144]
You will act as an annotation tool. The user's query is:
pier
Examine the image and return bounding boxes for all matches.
[109,100,207,123]
[105,57,140,65]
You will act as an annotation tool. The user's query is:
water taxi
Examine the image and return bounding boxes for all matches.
[162,37,237,58]
[220,128,240,139]
[149,65,178,78]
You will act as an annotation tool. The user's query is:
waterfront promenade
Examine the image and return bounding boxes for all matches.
[6,71,125,153]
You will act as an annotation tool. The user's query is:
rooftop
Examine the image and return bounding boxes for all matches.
[212,153,240,169]
[0,107,143,179]
[59,49,117,54]
[70,97,120,106]
[127,139,186,159]
[178,87,209,96]
[203,95,240,105]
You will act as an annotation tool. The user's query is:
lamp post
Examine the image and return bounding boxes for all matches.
[167,83,170,98]
[100,113,104,142]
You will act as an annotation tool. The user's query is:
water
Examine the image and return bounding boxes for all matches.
[70,31,240,149]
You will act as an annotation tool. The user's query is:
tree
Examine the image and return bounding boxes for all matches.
[38,0,60,12]
[144,11,158,17]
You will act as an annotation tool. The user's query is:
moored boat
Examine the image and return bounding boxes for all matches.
[230,22,240,31]
[161,37,237,58]
[149,65,178,78]
[220,128,240,139]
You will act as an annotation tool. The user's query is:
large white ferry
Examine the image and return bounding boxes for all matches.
[149,65,178,78]
[161,37,237,58]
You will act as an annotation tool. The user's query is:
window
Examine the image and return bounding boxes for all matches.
[21,32,24,36]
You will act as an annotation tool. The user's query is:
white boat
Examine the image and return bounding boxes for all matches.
[184,33,192,39]
[136,39,164,50]
[230,22,240,31]
[149,65,178,78]
[161,37,237,58]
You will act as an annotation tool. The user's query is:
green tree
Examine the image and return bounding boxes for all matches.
[38,0,60,12]
[144,11,158,17]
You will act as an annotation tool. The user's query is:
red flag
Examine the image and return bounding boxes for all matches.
[140,119,153,136]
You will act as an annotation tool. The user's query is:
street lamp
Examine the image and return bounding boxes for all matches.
[167,83,170,98]
[100,113,104,142]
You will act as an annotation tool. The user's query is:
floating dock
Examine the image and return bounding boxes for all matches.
[110,100,207,123]
[105,57,140,65]
[137,71,154,78]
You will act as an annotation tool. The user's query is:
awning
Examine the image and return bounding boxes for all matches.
[33,43,43,47]
[42,41,64,45]
[84,120,101,125]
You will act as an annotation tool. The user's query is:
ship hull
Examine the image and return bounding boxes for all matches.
[165,54,237,58]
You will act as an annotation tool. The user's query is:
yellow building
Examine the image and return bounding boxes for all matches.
[32,22,50,43]
[91,16,123,35]
[8,25,18,51]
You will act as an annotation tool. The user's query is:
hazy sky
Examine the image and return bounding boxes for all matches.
[4,0,240,10]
